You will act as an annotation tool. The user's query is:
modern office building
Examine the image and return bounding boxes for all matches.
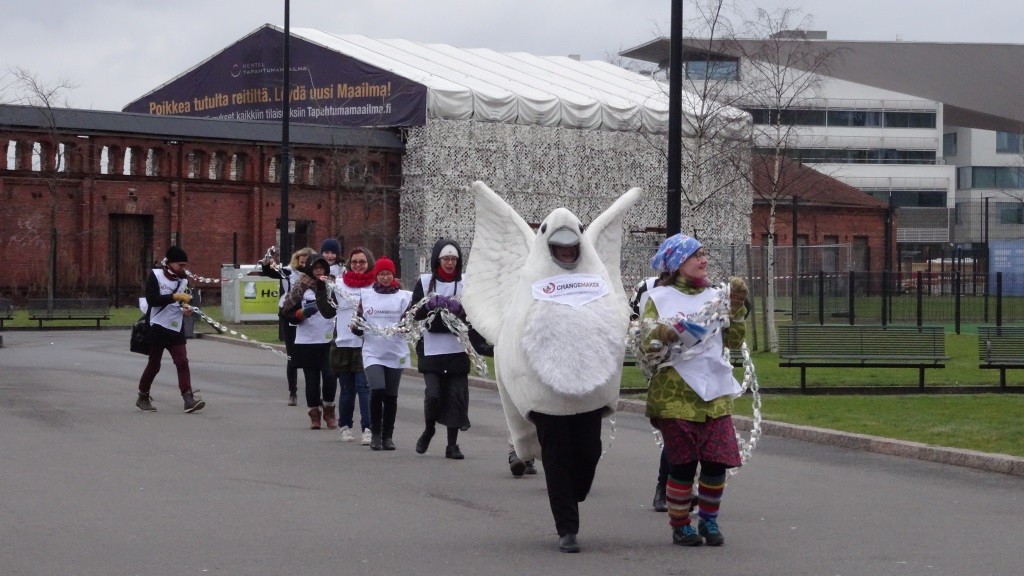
[621,33,1024,263]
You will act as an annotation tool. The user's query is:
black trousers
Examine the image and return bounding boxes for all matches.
[531,408,604,537]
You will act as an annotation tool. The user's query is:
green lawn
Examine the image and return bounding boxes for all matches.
[5,306,1022,458]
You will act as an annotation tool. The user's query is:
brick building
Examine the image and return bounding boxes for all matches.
[0,104,403,302]
[751,156,891,277]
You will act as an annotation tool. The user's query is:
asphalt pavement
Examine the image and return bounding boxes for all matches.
[1,330,1022,576]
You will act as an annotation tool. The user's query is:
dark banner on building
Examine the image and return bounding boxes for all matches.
[122,26,426,128]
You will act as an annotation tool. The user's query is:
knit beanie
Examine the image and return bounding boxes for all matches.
[320,238,342,255]
[438,244,458,259]
[373,257,396,276]
[166,246,188,263]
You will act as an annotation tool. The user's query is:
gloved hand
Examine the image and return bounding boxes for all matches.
[172,292,192,304]
[652,324,679,345]
[729,277,748,314]
[299,303,318,320]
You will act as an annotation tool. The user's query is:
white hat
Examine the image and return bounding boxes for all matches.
[439,244,458,259]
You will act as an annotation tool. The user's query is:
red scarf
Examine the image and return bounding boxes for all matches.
[342,269,375,288]
[435,266,458,283]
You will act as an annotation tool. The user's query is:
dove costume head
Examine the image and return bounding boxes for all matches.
[539,209,586,271]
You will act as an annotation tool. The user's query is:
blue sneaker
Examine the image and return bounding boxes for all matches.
[698,518,724,546]
[672,524,703,547]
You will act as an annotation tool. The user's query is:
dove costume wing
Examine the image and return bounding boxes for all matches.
[586,187,643,305]
[462,181,644,460]
[461,181,534,344]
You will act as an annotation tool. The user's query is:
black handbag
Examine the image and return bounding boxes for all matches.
[130,315,150,354]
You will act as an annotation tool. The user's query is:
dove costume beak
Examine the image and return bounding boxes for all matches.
[548,227,580,270]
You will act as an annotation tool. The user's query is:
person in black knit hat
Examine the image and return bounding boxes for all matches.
[135,246,206,413]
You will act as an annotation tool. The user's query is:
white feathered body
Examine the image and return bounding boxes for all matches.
[494,273,628,458]
[462,182,643,461]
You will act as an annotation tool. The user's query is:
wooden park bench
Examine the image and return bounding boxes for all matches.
[0,298,12,328]
[978,325,1024,388]
[778,324,947,391]
[27,298,111,328]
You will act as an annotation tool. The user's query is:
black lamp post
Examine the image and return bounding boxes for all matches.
[279,0,292,258]
[666,0,683,236]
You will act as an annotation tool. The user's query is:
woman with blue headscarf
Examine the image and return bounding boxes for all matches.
[641,233,749,548]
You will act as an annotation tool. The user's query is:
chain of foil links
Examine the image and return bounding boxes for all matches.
[169,246,280,285]
[627,282,762,474]
[401,294,490,379]
[327,284,489,380]
[182,303,291,362]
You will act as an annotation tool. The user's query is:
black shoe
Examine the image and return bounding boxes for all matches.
[136,393,157,412]
[415,428,434,454]
[370,434,383,451]
[287,392,297,406]
[672,525,703,547]
[698,518,725,546]
[652,483,668,512]
[524,459,537,475]
[445,445,464,460]
[382,438,396,451]
[508,450,526,477]
[183,391,205,413]
[558,533,580,553]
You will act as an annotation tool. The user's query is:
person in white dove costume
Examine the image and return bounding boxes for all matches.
[462,181,643,554]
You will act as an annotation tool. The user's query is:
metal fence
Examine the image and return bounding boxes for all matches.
[783,270,1024,329]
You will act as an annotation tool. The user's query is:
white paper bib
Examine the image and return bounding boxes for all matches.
[531,274,609,308]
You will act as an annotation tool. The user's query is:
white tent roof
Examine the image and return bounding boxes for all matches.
[292,28,745,134]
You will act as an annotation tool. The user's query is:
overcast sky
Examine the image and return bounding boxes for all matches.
[2,0,1020,111]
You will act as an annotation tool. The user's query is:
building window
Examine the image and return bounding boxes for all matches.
[943,133,957,157]
[826,110,882,127]
[684,59,739,81]
[883,111,936,129]
[997,202,1024,224]
[996,131,1022,154]
[969,166,1024,189]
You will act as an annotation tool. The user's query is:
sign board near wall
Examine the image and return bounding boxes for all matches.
[989,240,1024,296]
[221,265,280,322]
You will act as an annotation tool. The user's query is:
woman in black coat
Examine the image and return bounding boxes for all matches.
[411,238,490,459]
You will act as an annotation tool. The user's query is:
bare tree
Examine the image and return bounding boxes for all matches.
[719,7,842,351]
[5,67,77,304]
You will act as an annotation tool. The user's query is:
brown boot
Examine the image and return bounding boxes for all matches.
[308,407,322,429]
[322,404,338,430]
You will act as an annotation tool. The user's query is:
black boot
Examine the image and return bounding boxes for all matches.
[136,392,157,412]
[182,390,205,413]
[416,426,435,454]
[652,482,668,512]
[558,533,580,553]
[445,444,464,460]
[508,449,526,477]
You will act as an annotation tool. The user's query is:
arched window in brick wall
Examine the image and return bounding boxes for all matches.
[64,141,86,174]
[268,156,280,183]
[310,157,325,185]
[209,151,227,180]
[347,158,366,184]
[106,145,123,175]
[99,146,110,175]
[292,155,307,184]
[367,161,381,185]
[187,150,208,179]
[229,152,248,181]
[146,148,163,177]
